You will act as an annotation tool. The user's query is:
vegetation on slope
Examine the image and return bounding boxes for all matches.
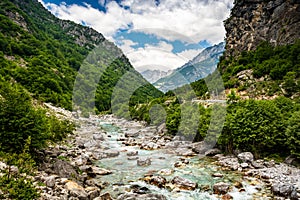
[132,41,300,161]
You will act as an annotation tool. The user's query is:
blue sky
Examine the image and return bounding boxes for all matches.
[39,0,233,72]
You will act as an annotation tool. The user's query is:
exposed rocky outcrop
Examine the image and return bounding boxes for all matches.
[224,0,300,57]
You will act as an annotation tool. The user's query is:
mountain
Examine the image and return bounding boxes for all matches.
[0,0,162,115]
[153,42,225,92]
[224,0,300,58]
[141,69,173,83]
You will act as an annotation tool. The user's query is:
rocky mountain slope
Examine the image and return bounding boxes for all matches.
[141,69,173,83]
[154,42,225,92]
[224,0,300,57]
[0,0,162,113]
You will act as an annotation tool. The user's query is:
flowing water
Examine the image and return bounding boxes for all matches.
[94,120,272,200]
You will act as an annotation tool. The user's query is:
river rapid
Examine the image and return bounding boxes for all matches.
[36,114,300,200]
[92,116,271,200]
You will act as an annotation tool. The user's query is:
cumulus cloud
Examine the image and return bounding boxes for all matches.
[40,0,233,44]
[39,0,232,70]
[119,40,202,72]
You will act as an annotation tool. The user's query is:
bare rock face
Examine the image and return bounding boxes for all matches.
[224,0,300,57]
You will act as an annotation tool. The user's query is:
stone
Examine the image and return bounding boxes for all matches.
[147,176,167,188]
[44,175,56,188]
[84,140,100,148]
[213,182,230,195]
[174,161,186,168]
[65,181,88,200]
[127,151,138,156]
[158,169,173,176]
[212,173,223,178]
[127,157,138,160]
[52,159,78,179]
[0,162,7,171]
[141,142,159,150]
[240,162,249,168]
[90,166,112,176]
[85,187,100,199]
[104,149,120,158]
[251,160,265,169]
[124,130,139,137]
[272,182,294,197]
[137,158,151,166]
[237,152,254,162]
[171,176,198,190]
[93,133,104,141]
[175,148,196,157]
[222,193,233,200]
[204,148,221,156]
[130,184,151,194]
[191,141,205,154]
[96,192,113,200]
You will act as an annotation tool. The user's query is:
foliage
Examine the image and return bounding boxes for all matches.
[0,77,74,154]
[0,138,40,199]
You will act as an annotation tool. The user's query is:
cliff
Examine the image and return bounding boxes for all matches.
[224,0,300,57]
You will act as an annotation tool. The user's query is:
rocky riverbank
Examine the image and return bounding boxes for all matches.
[6,114,298,200]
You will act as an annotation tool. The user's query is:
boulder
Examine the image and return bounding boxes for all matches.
[137,158,151,166]
[65,181,88,200]
[90,166,112,176]
[237,152,254,162]
[44,175,56,188]
[127,151,138,156]
[175,148,196,156]
[205,148,221,156]
[96,192,113,200]
[84,140,100,148]
[130,184,151,194]
[93,133,104,141]
[171,176,197,190]
[272,182,294,197]
[158,169,173,176]
[104,149,120,158]
[147,176,167,188]
[213,182,230,195]
[53,159,78,179]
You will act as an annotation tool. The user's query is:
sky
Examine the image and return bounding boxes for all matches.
[38,0,234,72]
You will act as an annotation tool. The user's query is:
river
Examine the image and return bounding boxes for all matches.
[90,117,272,200]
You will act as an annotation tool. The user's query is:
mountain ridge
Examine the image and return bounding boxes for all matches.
[153,42,225,92]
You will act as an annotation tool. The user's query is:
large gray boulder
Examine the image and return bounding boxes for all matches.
[171,176,197,190]
[237,152,254,162]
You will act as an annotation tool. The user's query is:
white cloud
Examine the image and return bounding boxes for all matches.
[177,48,204,61]
[119,40,201,72]
[39,0,233,71]
[40,0,233,44]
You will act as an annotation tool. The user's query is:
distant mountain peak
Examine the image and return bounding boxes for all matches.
[153,42,225,92]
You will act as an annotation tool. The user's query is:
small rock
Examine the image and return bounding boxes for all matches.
[171,176,198,190]
[137,158,151,166]
[44,175,56,188]
[212,173,223,178]
[127,151,138,156]
[65,181,88,200]
[237,152,254,162]
[222,193,233,200]
[158,169,173,176]
[240,162,249,168]
[130,184,150,194]
[145,176,167,188]
[213,182,230,195]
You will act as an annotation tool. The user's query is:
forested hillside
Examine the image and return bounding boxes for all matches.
[0,0,162,112]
